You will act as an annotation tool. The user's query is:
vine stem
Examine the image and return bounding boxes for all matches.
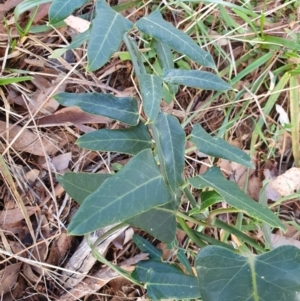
[87,232,143,287]
[177,217,207,248]
[213,219,266,253]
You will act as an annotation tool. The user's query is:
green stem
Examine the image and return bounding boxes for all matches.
[177,217,207,248]
[208,208,241,223]
[182,186,198,208]
[92,223,127,249]
[87,234,143,287]
[213,219,265,253]
[176,211,207,227]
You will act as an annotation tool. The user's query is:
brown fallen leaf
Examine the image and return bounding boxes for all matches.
[32,3,51,24]
[0,121,63,156]
[271,233,300,249]
[0,206,37,225]
[32,106,109,128]
[30,74,65,114]
[47,231,72,265]
[0,262,22,294]
[218,152,261,200]
[41,152,72,171]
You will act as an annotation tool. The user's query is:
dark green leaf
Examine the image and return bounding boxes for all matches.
[132,260,182,283]
[68,149,171,235]
[163,68,232,91]
[196,245,300,301]
[152,40,174,69]
[189,190,223,220]
[146,270,200,300]
[177,249,194,276]
[127,203,176,242]
[54,92,139,126]
[133,234,162,260]
[138,74,163,122]
[49,0,89,24]
[190,124,253,167]
[57,172,111,204]
[200,190,223,211]
[136,11,215,68]
[87,0,133,71]
[154,113,185,192]
[77,123,151,155]
[189,167,285,230]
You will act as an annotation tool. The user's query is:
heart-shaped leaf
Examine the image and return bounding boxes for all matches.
[136,11,215,69]
[163,68,231,91]
[190,124,253,167]
[77,122,152,155]
[57,172,111,204]
[138,74,163,122]
[54,92,139,126]
[68,149,171,235]
[133,260,200,300]
[196,245,300,301]
[189,167,285,230]
[154,113,185,192]
[49,0,89,24]
[87,0,133,71]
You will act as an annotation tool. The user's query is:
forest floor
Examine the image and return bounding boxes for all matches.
[0,0,300,300]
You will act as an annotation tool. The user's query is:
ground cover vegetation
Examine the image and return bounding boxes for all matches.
[0,0,300,300]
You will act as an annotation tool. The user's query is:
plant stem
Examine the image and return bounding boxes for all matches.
[92,223,127,248]
[87,234,143,287]
[183,186,198,208]
[176,211,207,227]
[177,217,207,248]
[213,219,265,253]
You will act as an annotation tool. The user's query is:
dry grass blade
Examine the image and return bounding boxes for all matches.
[0,154,36,243]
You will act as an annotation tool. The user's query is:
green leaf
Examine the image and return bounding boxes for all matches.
[154,113,185,192]
[196,245,300,301]
[127,203,176,242]
[177,249,194,276]
[49,0,89,24]
[133,234,162,260]
[163,68,231,91]
[132,260,182,283]
[199,190,223,211]
[0,76,32,85]
[77,123,152,155]
[57,172,111,204]
[152,40,174,69]
[87,0,133,71]
[138,74,163,122]
[50,29,90,59]
[54,92,139,126]
[190,124,253,167]
[190,190,223,216]
[68,149,171,235]
[189,167,286,230]
[133,260,200,300]
[146,270,200,300]
[152,40,178,102]
[136,11,215,69]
